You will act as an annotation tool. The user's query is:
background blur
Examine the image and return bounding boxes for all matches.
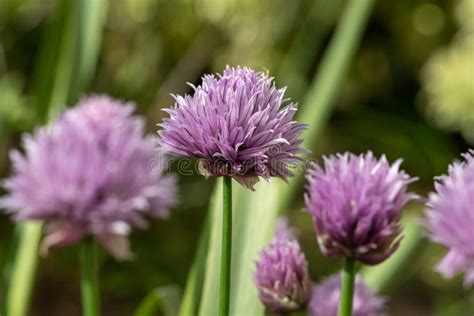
[0,0,473,315]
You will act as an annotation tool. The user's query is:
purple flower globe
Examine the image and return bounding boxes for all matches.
[305,152,417,265]
[254,219,311,313]
[157,66,307,190]
[309,274,386,316]
[426,150,474,287]
[0,95,177,259]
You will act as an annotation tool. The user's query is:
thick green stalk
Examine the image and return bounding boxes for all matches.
[219,176,233,316]
[5,222,42,316]
[339,258,356,316]
[178,211,211,316]
[81,239,100,316]
[4,1,107,315]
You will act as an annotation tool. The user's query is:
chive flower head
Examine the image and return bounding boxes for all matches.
[426,150,474,287]
[1,95,177,259]
[157,66,307,190]
[254,219,311,312]
[305,152,417,265]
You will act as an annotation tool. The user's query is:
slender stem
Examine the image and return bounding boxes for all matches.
[81,238,100,316]
[219,176,232,316]
[339,258,356,316]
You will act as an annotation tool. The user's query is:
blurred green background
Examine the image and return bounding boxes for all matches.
[0,0,473,315]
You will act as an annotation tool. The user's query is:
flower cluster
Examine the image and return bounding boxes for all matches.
[305,152,417,265]
[254,219,311,313]
[254,220,386,314]
[157,66,307,190]
[3,63,469,315]
[426,150,474,286]
[1,95,177,259]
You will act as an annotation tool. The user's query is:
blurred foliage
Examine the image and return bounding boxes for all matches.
[0,0,472,315]
[421,0,474,144]
[0,75,33,131]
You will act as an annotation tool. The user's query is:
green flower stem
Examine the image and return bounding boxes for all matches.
[219,176,232,316]
[339,258,356,316]
[81,238,100,316]
[290,310,307,316]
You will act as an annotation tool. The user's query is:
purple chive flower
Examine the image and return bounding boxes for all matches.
[0,95,177,259]
[305,152,417,265]
[157,66,307,190]
[426,150,474,287]
[309,274,386,316]
[254,219,311,312]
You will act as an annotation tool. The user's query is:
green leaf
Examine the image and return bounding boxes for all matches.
[277,0,344,99]
[434,295,474,316]
[68,0,108,104]
[0,75,33,131]
[195,1,376,314]
[4,222,42,316]
[198,179,225,316]
[178,198,212,316]
[297,0,375,150]
[34,0,108,123]
[134,285,182,316]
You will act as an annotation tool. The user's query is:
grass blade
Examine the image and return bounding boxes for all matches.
[4,1,107,315]
[297,0,375,148]
[198,180,224,316]
[134,285,182,316]
[178,206,211,316]
[4,222,42,316]
[277,0,343,99]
